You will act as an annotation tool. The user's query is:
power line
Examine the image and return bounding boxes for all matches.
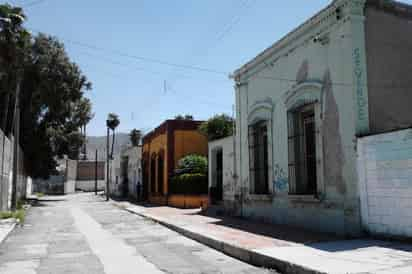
[22,0,46,8]
[65,38,228,76]
[165,0,257,93]
[28,28,412,89]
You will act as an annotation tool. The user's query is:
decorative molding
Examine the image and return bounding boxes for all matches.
[282,80,323,111]
[349,0,366,17]
[247,98,274,125]
[233,0,355,80]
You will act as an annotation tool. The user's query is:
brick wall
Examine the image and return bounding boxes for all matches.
[77,161,105,181]
[358,128,412,238]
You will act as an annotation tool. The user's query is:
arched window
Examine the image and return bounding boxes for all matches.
[283,81,324,197]
[247,99,273,195]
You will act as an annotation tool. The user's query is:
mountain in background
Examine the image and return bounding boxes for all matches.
[85,133,131,161]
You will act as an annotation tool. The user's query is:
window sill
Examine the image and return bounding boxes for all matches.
[288,194,321,203]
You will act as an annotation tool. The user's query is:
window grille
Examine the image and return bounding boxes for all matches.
[249,121,269,194]
[288,104,317,195]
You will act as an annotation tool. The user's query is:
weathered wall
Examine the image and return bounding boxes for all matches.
[33,176,65,195]
[173,130,208,166]
[0,130,28,210]
[77,161,105,181]
[123,146,142,200]
[65,159,77,194]
[365,3,412,134]
[75,180,106,192]
[233,0,367,235]
[208,136,235,201]
[358,128,412,238]
[108,155,122,197]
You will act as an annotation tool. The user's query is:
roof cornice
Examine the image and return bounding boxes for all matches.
[232,0,361,79]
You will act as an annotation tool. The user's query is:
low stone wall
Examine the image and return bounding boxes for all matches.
[33,176,65,195]
[149,195,168,206]
[358,128,412,238]
[76,180,106,192]
[168,195,209,209]
[149,194,209,209]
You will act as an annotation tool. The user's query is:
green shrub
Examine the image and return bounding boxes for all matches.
[177,155,207,175]
[199,114,234,141]
[14,209,25,223]
[0,209,25,223]
[169,173,208,195]
[0,212,13,219]
[16,199,24,210]
[35,192,44,198]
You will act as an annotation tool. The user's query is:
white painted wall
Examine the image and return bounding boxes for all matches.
[232,0,369,235]
[208,136,235,201]
[358,128,412,237]
[123,146,142,199]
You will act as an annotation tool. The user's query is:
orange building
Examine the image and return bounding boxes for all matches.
[142,120,208,205]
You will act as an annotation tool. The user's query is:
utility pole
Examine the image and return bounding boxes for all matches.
[83,124,87,160]
[11,73,22,210]
[106,126,110,201]
[95,149,98,195]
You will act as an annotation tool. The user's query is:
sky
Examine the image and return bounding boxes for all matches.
[6,0,412,136]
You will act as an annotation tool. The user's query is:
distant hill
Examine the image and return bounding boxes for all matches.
[85,133,131,161]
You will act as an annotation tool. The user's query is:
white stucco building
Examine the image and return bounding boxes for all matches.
[208,136,236,209]
[231,0,412,236]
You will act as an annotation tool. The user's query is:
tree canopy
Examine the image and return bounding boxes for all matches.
[199,114,234,141]
[0,4,93,178]
[129,129,142,147]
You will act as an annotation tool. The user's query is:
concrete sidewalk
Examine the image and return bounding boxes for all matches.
[115,202,412,274]
[0,219,17,245]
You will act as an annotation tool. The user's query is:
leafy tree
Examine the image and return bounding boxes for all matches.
[199,114,234,141]
[72,98,94,159]
[129,128,142,147]
[19,33,92,178]
[177,154,207,175]
[0,4,92,178]
[0,4,30,135]
[106,113,120,159]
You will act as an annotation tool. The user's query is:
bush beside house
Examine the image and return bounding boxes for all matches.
[168,154,209,208]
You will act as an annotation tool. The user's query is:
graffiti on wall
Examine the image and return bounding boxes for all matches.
[353,47,368,132]
[273,164,288,193]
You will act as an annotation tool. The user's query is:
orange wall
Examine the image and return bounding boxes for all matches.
[174,130,208,167]
[144,128,208,200]
[143,133,168,194]
[167,195,209,209]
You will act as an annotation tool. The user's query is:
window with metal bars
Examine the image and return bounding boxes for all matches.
[288,104,317,195]
[248,121,269,194]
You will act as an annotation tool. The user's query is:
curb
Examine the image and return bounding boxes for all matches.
[123,207,326,274]
[0,221,17,246]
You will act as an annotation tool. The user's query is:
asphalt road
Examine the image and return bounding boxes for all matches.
[0,193,278,274]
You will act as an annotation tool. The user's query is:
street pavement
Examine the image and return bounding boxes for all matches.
[0,193,278,274]
[121,204,412,274]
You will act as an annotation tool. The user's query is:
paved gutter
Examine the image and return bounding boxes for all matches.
[122,206,326,274]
